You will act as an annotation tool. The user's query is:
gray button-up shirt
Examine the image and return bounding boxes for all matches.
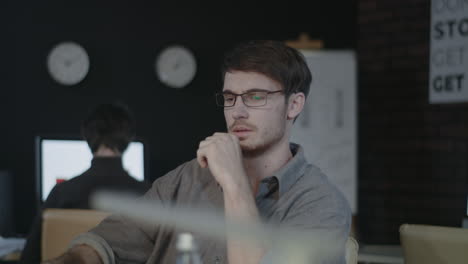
[72,143,351,264]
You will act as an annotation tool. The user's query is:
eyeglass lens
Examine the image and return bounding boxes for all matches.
[217,91,268,107]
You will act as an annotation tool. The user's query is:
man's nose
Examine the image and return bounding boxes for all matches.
[231,96,249,119]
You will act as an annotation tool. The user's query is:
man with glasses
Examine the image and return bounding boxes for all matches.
[46,40,350,264]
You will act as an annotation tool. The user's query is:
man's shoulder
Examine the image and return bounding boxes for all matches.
[51,173,87,192]
[147,159,217,201]
[300,164,336,189]
[154,158,211,185]
[42,174,87,208]
[283,164,351,231]
[296,165,350,213]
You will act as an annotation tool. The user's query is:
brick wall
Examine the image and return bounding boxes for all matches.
[357,0,468,244]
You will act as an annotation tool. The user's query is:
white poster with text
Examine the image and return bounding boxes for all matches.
[430,0,468,103]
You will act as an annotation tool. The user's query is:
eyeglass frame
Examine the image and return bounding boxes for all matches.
[215,89,284,107]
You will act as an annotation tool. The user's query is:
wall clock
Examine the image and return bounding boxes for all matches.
[155,45,197,89]
[47,42,90,86]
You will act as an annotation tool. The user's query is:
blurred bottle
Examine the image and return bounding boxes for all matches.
[176,232,203,264]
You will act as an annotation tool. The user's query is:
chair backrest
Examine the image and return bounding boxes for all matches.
[41,208,111,261]
[345,236,359,264]
[400,223,468,264]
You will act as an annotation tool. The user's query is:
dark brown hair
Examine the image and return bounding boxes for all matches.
[81,102,135,153]
[221,40,312,99]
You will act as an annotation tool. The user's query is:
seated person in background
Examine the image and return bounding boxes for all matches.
[20,102,150,264]
[47,40,351,264]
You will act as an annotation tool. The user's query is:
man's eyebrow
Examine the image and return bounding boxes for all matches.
[222,88,271,94]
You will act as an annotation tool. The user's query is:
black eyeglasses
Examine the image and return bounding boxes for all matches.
[215,90,283,107]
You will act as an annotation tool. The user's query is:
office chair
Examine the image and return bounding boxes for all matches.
[345,236,359,264]
[41,208,110,261]
[400,223,468,264]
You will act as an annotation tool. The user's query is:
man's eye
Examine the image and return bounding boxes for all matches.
[249,93,265,100]
[224,96,235,102]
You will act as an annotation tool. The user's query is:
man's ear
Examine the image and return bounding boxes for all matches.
[287,92,306,120]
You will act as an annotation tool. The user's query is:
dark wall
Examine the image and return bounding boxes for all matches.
[357,0,468,244]
[1,1,357,234]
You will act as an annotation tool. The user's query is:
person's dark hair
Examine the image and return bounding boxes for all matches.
[221,40,312,99]
[81,102,135,153]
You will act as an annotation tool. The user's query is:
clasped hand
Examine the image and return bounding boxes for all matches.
[197,133,248,191]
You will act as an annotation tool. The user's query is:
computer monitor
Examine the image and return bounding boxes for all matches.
[36,136,146,203]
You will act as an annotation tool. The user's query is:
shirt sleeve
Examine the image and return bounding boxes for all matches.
[69,232,116,264]
[82,189,163,263]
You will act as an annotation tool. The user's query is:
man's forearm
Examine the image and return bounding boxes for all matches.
[195,132,266,263]
[223,183,265,264]
[42,244,103,264]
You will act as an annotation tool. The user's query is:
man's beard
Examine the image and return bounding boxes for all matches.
[240,129,284,158]
[241,141,270,158]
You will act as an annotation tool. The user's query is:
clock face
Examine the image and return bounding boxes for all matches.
[156,45,197,89]
[47,42,90,86]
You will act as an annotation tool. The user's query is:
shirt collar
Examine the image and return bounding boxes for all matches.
[90,156,124,171]
[271,143,309,196]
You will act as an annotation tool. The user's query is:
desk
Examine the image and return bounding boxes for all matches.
[0,253,19,264]
[358,245,404,264]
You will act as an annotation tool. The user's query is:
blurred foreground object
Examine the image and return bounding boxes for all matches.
[176,233,202,264]
[92,191,356,264]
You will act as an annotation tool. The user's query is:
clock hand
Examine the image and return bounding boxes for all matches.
[173,60,181,70]
[64,60,73,67]
[64,54,84,67]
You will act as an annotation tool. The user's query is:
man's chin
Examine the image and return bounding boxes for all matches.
[239,140,254,150]
[240,141,267,157]
[240,144,254,152]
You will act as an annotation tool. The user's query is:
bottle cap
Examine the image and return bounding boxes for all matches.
[176,232,195,251]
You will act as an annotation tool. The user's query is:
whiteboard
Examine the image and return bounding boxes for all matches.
[291,50,357,213]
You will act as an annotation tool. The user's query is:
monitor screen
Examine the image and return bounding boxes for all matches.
[36,137,145,202]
